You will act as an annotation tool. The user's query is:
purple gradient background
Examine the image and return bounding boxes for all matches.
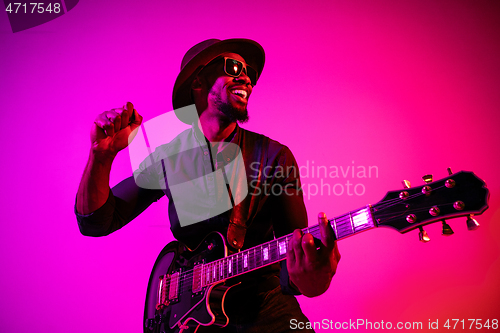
[1,0,499,332]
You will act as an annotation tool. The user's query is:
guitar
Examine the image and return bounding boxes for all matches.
[143,170,489,333]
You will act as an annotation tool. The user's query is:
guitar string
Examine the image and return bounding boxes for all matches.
[166,197,419,293]
[171,201,423,295]
[161,183,452,295]
[371,185,449,221]
[163,209,371,295]
[372,184,447,211]
[371,185,447,211]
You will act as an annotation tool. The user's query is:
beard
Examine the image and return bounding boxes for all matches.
[213,93,249,124]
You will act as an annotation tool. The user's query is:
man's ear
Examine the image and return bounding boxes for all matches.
[191,76,203,91]
[191,76,204,105]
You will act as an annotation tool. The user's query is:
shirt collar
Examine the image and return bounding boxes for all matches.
[192,123,241,164]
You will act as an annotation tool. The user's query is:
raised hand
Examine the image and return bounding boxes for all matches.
[76,102,143,215]
[91,102,143,160]
[287,212,341,297]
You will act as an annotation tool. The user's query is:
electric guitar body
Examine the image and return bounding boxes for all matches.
[144,170,490,333]
[144,232,236,333]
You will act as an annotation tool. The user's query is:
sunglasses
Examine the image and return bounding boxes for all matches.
[207,57,259,86]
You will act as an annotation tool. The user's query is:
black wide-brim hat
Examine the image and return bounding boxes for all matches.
[172,38,265,124]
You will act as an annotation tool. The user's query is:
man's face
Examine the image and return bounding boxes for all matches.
[200,52,254,123]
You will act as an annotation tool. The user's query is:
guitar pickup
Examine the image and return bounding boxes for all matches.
[192,264,203,293]
[168,272,180,301]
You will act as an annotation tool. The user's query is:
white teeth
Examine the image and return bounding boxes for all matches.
[231,89,248,99]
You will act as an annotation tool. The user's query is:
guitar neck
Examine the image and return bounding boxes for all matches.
[200,205,376,286]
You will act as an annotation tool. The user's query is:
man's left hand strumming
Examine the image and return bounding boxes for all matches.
[287,212,341,297]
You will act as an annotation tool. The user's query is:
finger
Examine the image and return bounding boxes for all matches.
[291,229,305,263]
[126,101,134,114]
[103,111,121,135]
[120,104,130,129]
[129,108,143,131]
[113,113,121,133]
[301,232,318,264]
[287,238,296,263]
[318,212,336,250]
[95,113,115,137]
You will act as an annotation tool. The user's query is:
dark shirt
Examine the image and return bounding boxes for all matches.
[75,124,307,295]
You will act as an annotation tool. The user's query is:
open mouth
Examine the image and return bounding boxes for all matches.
[230,89,248,100]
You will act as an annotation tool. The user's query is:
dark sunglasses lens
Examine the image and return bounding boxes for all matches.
[246,66,258,85]
[225,59,243,76]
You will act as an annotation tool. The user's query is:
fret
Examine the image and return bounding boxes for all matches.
[235,255,238,274]
[232,256,235,275]
[348,212,355,233]
[331,218,339,239]
[214,261,218,282]
[222,258,227,280]
[226,257,230,279]
[274,239,280,260]
[243,252,246,271]
[244,249,248,270]
[237,252,242,274]
[252,247,256,270]
[256,246,262,267]
[270,241,276,262]
[206,263,211,284]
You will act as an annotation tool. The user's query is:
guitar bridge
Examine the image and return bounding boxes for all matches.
[156,274,170,310]
[156,271,181,310]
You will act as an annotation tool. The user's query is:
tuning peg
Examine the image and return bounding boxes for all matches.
[402,180,411,188]
[466,215,480,231]
[447,167,453,175]
[441,220,454,235]
[418,227,430,242]
[422,174,433,183]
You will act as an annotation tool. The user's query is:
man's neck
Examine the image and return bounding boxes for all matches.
[197,110,236,143]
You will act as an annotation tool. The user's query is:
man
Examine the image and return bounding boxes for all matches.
[76,39,340,332]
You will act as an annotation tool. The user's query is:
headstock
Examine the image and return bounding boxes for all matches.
[372,170,489,241]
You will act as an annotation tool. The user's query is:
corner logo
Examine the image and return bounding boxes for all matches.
[128,105,248,227]
[3,0,79,33]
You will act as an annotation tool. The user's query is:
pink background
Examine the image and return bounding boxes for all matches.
[1,0,499,331]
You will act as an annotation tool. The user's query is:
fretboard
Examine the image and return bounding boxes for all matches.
[198,205,375,287]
